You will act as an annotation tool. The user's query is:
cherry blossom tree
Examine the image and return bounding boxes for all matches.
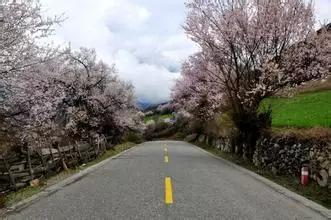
[0,0,63,147]
[0,0,143,155]
[0,0,62,75]
[181,0,329,159]
[172,53,224,121]
[57,48,143,143]
[1,47,143,150]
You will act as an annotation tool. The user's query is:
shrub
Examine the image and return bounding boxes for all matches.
[122,132,144,144]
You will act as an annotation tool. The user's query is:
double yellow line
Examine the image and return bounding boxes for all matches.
[164,145,173,204]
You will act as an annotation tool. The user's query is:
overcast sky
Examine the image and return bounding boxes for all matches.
[40,0,331,104]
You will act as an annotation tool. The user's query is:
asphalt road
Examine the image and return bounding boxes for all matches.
[6,141,326,219]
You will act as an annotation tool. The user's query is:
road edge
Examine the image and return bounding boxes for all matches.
[191,143,331,219]
[3,143,140,216]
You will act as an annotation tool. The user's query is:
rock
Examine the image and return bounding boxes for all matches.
[316,169,328,187]
[30,179,40,187]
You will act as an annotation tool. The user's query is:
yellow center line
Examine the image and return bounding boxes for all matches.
[164,147,168,153]
[164,155,169,163]
[165,177,173,204]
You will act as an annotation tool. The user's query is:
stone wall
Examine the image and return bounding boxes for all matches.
[189,134,331,188]
[253,136,330,188]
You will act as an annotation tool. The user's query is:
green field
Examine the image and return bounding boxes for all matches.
[144,114,173,123]
[261,90,331,128]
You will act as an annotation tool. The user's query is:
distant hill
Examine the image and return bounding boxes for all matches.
[137,101,170,112]
[137,101,153,110]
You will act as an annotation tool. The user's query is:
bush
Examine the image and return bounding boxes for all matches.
[174,132,186,140]
[144,121,176,140]
[122,132,144,144]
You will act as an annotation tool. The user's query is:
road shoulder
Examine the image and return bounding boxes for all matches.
[192,142,331,219]
[1,143,139,217]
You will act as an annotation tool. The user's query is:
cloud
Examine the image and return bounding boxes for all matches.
[314,0,331,25]
[105,1,151,32]
[114,50,180,102]
[40,0,197,104]
[40,0,330,104]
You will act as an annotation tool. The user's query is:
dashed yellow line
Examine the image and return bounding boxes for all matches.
[164,147,169,162]
[165,177,173,204]
[164,155,169,163]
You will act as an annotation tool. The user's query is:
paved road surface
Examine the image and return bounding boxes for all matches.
[6,141,326,219]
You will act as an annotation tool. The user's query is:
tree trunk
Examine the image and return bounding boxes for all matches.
[231,109,271,161]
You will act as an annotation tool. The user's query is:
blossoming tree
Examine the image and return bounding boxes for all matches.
[172,53,224,121]
[179,0,329,158]
[0,1,143,152]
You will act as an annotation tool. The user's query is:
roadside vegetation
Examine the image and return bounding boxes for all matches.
[172,0,329,160]
[0,0,143,202]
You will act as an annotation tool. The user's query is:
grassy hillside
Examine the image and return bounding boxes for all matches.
[144,114,172,123]
[261,90,331,128]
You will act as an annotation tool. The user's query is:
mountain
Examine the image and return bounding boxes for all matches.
[137,101,170,112]
[137,101,152,110]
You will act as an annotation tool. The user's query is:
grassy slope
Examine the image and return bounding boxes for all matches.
[144,114,172,123]
[261,90,331,128]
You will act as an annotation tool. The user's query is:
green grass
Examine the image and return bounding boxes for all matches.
[144,114,172,123]
[4,186,43,207]
[3,142,136,208]
[195,143,331,209]
[261,90,331,128]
